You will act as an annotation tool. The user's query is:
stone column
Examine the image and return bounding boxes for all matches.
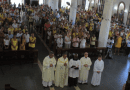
[69,0,77,24]
[45,0,51,6]
[53,0,59,11]
[98,0,114,47]
[89,0,92,11]
[77,0,82,7]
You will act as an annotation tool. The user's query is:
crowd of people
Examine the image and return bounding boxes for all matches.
[0,1,129,90]
[0,1,129,58]
[38,4,130,59]
[0,2,37,51]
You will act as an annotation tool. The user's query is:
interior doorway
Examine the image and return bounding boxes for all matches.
[117,2,125,23]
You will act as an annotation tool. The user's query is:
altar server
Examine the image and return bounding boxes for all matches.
[68,53,81,90]
[91,55,104,86]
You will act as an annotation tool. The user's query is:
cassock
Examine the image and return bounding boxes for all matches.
[91,59,104,86]
[68,59,81,87]
[78,57,92,83]
[42,56,56,87]
[55,56,68,88]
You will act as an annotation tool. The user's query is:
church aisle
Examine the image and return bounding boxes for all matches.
[0,33,129,90]
[34,33,130,90]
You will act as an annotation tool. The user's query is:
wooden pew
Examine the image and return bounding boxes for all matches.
[5,84,17,90]
[0,49,38,66]
[61,47,106,59]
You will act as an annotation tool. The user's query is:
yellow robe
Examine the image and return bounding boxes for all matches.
[55,57,68,88]
[42,56,56,82]
[79,57,92,82]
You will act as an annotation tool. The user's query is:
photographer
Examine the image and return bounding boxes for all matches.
[105,37,114,59]
[125,36,130,55]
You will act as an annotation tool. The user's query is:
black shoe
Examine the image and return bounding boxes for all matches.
[43,86,47,89]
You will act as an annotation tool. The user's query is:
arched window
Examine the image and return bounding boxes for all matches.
[61,0,71,8]
[39,0,43,5]
[11,0,22,7]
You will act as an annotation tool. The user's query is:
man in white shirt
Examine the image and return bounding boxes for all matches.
[125,27,129,33]
[106,37,114,59]
[68,53,81,90]
[57,35,63,48]
[12,20,18,29]
[65,34,71,48]
[125,36,130,55]
[16,30,23,41]
[54,33,58,42]
[24,31,30,50]
[47,29,51,40]
[80,36,86,48]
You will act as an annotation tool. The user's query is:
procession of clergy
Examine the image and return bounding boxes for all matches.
[42,51,104,90]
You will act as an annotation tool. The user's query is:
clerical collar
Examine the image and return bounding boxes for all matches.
[73,59,78,61]
[84,57,87,59]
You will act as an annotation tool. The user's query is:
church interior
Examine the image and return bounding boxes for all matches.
[0,0,130,90]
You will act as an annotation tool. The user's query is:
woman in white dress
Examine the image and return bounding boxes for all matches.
[91,55,104,86]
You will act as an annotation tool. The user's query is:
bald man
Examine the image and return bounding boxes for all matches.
[78,52,92,84]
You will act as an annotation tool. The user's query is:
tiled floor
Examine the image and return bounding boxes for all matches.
[0,34,130,90]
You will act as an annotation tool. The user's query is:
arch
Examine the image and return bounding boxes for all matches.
[117,1,125,22]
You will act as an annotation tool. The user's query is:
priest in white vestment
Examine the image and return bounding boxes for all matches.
[78,52,92,84]
[42,51,56,89]
[55,53,68,88]
[68,53,81,90]
[91,55,104,86]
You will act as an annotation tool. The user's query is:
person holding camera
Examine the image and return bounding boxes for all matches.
[105,37,114,59]
[124,36,130,56]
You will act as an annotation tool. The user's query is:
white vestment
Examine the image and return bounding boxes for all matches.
[55,57,68,88]
[78,57,92,83]
[42,56,56,87]
[69,59,81,78]
[91,59,104,86]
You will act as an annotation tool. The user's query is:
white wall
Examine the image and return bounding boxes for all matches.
[112,0,130,25]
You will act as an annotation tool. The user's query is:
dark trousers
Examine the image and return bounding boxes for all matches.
[126,47,130,55]
[29,47,35,50]
[29,22,33,32]
[68,77,78,87]
[26,43,29,50]
[90,45,95,48]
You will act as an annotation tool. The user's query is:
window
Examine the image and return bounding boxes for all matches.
[61,0,71,8]
[11,0,22,7]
